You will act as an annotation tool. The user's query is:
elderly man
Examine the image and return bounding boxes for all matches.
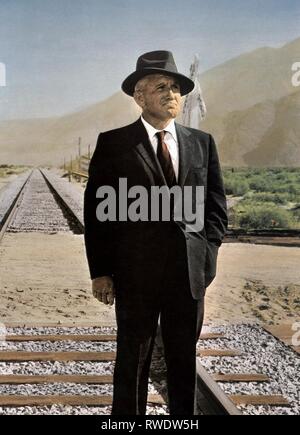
[84,51,228,415]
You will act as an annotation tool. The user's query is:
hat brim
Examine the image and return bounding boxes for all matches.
[121,68,194,97]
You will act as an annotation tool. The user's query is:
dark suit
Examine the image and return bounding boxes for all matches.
[84,118,228,414]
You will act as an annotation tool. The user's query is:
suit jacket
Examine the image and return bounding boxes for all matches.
[84,118,228,300]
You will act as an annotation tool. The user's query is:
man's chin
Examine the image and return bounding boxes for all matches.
[168,110,179,119]
[164,107,179,118]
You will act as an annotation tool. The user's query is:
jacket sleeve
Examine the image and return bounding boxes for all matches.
[205,134,228,246]
[84,133,116,280]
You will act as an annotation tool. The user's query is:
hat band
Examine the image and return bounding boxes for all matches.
[137,62,178,73]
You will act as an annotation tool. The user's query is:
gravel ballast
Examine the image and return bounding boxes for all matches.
[0,171,31,225]
[41,169,84,227]
[197,324,300,415]
[7,171,73,233]
[0,324,298,415]
[0,326,168,415]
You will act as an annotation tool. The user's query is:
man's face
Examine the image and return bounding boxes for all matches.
[136,74,182,122]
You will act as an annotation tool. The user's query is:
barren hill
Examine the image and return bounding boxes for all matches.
[210,89,300,166]
[0,37,299,167]
[0,93,140,166]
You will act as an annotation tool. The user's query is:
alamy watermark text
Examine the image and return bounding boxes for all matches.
[0,62,6,87]
[96,179,205,232]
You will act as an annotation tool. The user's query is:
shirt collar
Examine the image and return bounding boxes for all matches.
[141,115,177,143]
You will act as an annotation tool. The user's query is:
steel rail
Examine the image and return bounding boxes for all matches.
[0,171,33,243]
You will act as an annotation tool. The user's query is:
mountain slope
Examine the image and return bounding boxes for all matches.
[0,37,299,167]
[200,37,300,117]
[0,92,140,166]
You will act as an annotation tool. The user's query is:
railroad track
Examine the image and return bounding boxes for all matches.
[0,170,296,415]
[0,171,31,243]
[0,169,83,240]
[156,325,292,415]
[0,325,294,415]
[225,229,300,247]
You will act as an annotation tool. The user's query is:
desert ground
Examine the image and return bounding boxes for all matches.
[205,243,300,325]
[0,171,299,328]
[0,230,299,327]
[0,167,30,190]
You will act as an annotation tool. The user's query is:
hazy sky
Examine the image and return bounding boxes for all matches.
[0,0,299,120]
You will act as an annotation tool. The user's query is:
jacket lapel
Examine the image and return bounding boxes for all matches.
[133,119,167,185]
[176,123,194,188]
[131,118,194,188]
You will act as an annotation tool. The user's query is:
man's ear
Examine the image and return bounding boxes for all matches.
[133,91,144,109]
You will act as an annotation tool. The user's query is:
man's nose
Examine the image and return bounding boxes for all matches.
[166,87,176,98]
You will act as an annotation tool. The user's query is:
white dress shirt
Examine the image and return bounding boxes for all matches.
[141,115,179,181]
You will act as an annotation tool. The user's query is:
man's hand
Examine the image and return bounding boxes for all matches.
[92,276,115,306]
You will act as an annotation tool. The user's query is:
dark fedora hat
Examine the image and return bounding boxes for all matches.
[122,50,194,97]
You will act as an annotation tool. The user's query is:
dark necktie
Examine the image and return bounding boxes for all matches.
[156,131,176,188]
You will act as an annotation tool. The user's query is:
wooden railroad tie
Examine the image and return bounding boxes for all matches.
[0,351,116,362]
[0,394,289,408]
[4,332,225,342]
[230,395,290,407]
[0,332,290,409]
[212,374,270,383]
[0,373,270,385]
[0,375,114,385]
[0,395,165,407]
[197,349,242,357]
[5,335,117,343]
[0,348,241,362]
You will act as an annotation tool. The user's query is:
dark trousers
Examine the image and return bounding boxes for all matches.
[112,225,205,415]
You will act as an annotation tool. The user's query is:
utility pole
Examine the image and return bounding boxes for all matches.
[78,137,82,156]
[69,155,73,182]
[78,137,82,181]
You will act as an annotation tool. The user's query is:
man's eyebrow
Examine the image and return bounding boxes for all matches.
[155,81,180,88]
[155,82,167,88]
